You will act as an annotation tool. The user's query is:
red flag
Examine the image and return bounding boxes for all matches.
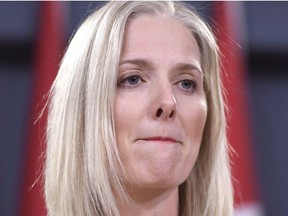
[214,2,263,215]
[20,2,66,215]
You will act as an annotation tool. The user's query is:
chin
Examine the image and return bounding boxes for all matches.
[128,169,189,190]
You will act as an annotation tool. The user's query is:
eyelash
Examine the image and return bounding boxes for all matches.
[117,74,198,93]
[118,74,145,88]
[176,79,198,92]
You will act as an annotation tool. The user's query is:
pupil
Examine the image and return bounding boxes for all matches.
[128,76,138,85]
[182,80,191,89]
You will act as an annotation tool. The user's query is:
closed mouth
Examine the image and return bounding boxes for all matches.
[138,136,181,144]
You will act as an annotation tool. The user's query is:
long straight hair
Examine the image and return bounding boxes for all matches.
[45,1,233,215]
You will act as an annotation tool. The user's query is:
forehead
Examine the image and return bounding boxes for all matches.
[121,15,201,72]
[123,15,197,49]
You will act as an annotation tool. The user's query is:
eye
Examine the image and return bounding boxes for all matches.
[118,74,145,88]
[127,75,140,85]
[178,79,197,92]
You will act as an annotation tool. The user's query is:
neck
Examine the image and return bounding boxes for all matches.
[119,186,179,216]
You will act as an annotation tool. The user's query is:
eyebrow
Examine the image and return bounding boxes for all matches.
[119,59,154,70]
[172,62,202,75]
[119,58,202,75]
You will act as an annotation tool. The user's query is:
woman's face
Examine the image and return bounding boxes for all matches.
[115,15,207,190]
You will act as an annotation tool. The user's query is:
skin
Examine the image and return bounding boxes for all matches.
[115,15,207,216]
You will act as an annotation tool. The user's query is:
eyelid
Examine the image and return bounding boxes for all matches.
[173,79,197,95]
[117,71,146,88]
[118,70,142,81]
[172,73,195,83]
[172,73,198,92]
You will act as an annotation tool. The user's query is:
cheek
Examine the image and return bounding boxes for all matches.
[181,99,207,163]
[114,93,144,148]
[114,96,130,140]
[181,98,207,141]
[114,96,131,164]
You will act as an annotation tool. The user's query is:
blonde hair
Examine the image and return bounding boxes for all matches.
[45,1,233,216]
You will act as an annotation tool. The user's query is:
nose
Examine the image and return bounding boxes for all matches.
[151,83,177,121]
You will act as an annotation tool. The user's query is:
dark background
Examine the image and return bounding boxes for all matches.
[0,2,287,216]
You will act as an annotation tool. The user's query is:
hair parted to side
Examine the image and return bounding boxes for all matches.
[45,1,233,216]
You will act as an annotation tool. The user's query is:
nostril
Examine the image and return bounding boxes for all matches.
[156,108,163,118]
[169,110,174,118]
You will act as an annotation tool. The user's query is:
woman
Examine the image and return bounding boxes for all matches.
[45,1,233,216]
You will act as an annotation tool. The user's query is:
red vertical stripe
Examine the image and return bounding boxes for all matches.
[214,2,259,206]
[20,2,66,215]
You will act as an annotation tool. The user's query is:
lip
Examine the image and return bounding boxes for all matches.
[138,136,180,144]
